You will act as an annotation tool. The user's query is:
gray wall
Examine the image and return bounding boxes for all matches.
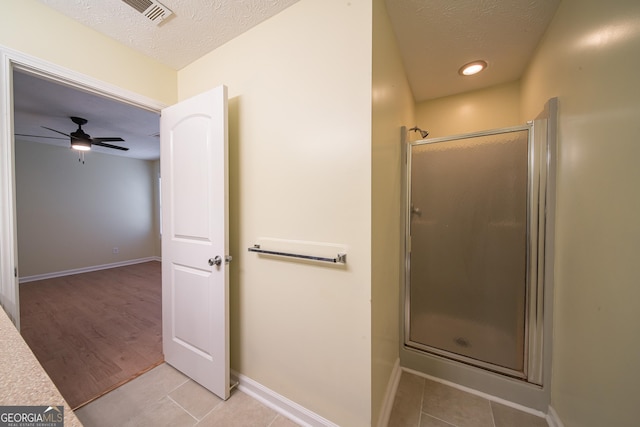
[15,139,160,277]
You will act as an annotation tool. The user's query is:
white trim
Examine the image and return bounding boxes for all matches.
[2,44,167,112]
[231,370,339,427]
[0,46,20,326]
[0,43,167,326]
[19,257,161,283]
[546,406,565,427]
[402,367,547,419]
[376,358,401,427]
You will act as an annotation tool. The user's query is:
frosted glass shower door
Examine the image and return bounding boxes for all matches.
[407,128,529,375]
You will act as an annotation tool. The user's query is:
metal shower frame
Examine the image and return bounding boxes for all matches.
[402,117,554,385]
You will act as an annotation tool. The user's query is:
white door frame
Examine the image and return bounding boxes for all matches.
[0,44,167,328]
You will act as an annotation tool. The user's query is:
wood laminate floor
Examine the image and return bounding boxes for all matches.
[19,261,163,409]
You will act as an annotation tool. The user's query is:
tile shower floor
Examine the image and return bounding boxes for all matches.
[74,363,300,427]
[388,371,549,427]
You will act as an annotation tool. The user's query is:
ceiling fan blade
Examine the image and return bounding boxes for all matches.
[93,137,125,142]
[42,126,70,138]
[15,133,66,140]
[92,141,129,151]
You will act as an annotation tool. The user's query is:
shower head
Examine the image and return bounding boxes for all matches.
[409,126,429,139]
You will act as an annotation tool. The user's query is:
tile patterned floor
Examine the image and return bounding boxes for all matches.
[75,364,548,427]
[387,371,549,427]
[74,363,300,427]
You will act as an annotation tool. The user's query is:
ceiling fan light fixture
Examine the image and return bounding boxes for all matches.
[71,139,91,151]
[459,60,488,76]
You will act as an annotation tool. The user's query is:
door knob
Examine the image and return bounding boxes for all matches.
[209,256,222,266]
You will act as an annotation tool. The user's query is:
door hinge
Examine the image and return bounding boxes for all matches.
[14,267,18,278]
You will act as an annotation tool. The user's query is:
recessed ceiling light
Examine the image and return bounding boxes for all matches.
[459,60,488,76]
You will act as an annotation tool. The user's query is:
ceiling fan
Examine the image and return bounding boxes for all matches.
[16,116,128,152]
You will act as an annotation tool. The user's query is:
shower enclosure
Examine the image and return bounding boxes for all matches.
[403,100,556,392]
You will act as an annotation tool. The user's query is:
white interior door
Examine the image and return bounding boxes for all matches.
[160,85,229,400]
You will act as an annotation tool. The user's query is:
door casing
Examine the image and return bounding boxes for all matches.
[0,45,166,327]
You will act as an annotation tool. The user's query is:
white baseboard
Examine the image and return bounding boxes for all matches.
[546,406,565,427]
[19,257,161,283]
[376,358,401,427]
[231,370,339,427]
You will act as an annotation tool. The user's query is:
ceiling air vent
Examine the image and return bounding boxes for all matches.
[122,0,173,24]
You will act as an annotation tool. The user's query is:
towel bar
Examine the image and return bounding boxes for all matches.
[248,244,346,264]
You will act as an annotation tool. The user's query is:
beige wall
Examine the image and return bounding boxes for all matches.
[178,1,373,425]
[0,0,176,105]
[415,81,522,138]
[371,0,415,424]
[17,1,640,425]
[521,0,640,426]
[5,2,379,424]
[15,140,159,277]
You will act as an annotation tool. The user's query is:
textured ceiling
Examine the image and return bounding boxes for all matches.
[38,0,301,69]
[385,0,560,101]
[15,0,302,160]
[15,0,561,160]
